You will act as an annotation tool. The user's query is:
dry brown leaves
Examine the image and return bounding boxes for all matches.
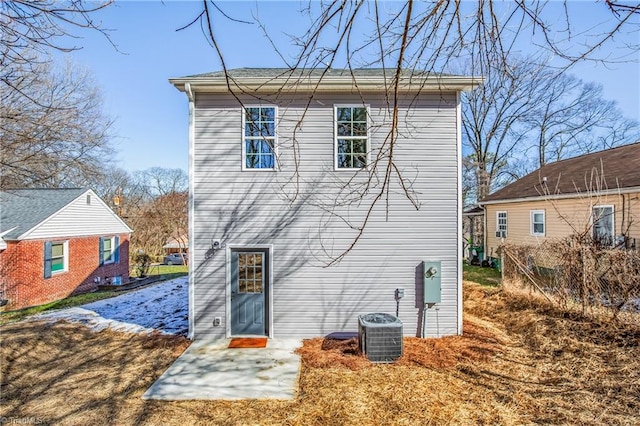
[297,317,504,371]
[1,282,638,425]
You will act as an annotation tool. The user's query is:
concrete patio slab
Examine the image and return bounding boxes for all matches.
[142,338,302,400]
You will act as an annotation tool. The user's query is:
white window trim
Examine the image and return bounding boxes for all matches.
[102,236,116,265]
[530,210,546,237]
[241,105,278,172]
[52,241,69,275]
[592,204,615,242]
[334,104,370,171]
[496,211,508,236]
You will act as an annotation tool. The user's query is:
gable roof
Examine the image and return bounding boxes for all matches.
[169,67,483,94]
[1,188,88,240]
[481,142,640,204]
[0,188,132,241]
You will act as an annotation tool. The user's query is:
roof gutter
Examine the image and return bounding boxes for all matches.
[479,185,640,206]
[0,228,16,251]
[185,82,194,102]
[169,75,484,94]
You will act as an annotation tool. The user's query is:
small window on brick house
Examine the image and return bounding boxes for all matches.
[99,236,120,266]
[44,241,68,278]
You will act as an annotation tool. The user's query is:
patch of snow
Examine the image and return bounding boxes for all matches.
[33,276,189,336]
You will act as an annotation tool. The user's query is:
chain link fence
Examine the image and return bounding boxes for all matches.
[501,239,640,318]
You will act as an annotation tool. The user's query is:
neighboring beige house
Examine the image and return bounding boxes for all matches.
[163,231,188,255]
[480,143,640,263]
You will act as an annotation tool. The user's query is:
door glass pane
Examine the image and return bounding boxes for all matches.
[237,253,264,294]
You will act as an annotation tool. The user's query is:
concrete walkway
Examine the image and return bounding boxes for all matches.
[142,338,302,400]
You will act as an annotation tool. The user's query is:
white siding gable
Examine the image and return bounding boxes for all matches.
[20,189,132,240]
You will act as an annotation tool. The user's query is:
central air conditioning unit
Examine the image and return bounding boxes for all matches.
[358,313,403,363]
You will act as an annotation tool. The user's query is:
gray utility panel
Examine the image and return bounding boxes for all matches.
[423,260,442,304]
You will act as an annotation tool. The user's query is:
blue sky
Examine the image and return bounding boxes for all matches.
[60,1,640,173]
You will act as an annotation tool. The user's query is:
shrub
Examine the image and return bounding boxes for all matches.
[133,252,152,278]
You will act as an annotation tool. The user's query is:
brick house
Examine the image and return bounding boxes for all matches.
[0,188,132,310]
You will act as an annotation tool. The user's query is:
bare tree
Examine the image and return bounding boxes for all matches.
[133,167,189,198]
[128,191,188,262]
[461,56,546,202]
[0,57,115,188]
[461,56,639,205]
[184,0,639,263]
[91,167,148,219]
[525,74,639,167]
[0,0,114,72]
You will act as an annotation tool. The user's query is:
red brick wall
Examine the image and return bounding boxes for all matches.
[0,234,130,310]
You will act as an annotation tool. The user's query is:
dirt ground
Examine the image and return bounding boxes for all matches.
[1,282,639,425]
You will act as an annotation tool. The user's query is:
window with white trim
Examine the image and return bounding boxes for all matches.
[592,205,614,245]
[530,210,545,236]
[496,211,507,237]
[243,106,276,170]
[44,241,68,278]
[100,236,120,266]
[335,105,368,169]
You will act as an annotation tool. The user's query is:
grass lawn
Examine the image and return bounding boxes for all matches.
[1,281,638,425]
[463,263,501,286]
[131,264,188,278]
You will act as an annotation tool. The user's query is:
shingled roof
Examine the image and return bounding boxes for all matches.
[169,67,483,93]
[181,67,456,79]
[481,142,640,204]
[0,188,88,240]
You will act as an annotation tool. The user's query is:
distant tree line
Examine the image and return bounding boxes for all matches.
[95,167,188,263]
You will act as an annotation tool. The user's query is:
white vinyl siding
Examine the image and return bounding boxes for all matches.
[530,210,545,236]
[20,190,131,240]
[191,91,460,339]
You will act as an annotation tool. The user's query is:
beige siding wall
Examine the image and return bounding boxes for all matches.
[484,192,640,257]
[191,91,462,339]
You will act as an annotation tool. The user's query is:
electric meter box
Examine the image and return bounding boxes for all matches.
[423,261,442,304]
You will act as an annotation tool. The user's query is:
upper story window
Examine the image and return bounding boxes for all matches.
[243,106,276,170]
[592,205,614,246]
[335,106,368,169]
[100,236,120,266]
[496,211,507,238]
[44,241,68,278]
[530,210,545,236]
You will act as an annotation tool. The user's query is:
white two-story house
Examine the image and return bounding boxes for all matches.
[169,68,481,340]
